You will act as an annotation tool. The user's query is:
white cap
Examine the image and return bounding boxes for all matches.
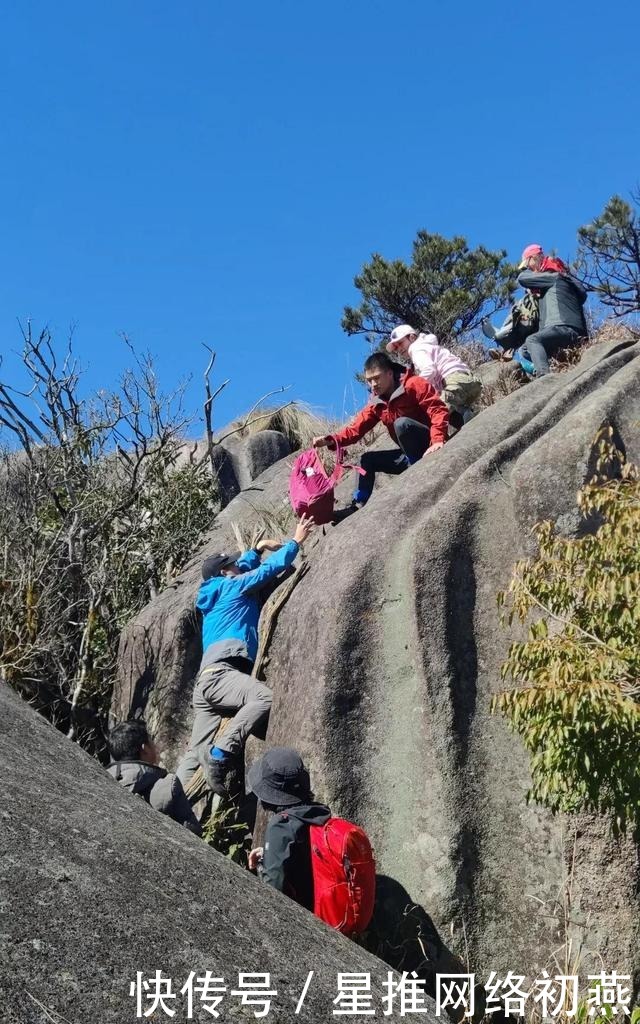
[386,324,416,352]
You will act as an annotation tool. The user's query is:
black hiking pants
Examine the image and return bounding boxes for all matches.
[354,417,431,504]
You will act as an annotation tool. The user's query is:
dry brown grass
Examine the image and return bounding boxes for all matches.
[230,500,296,551]
[584,316,639,344]
[550,316,639,373]
[477,364,528,408]
[446,336,490,370]
[225,402,335,452]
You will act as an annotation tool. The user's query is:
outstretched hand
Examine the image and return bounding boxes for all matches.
[425,442,445,455]
[294,513,315,545]
[312,435,330,448]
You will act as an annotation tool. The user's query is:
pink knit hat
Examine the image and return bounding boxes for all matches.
[518,243,543,269]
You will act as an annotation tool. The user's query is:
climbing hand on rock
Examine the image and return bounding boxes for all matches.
[425,442,445,455]
[248,847,264,872]
[312,435,330,448]
[294,513,315,545]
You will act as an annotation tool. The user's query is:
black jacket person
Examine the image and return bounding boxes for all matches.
[517,244,587,376]
[247,747,331,910]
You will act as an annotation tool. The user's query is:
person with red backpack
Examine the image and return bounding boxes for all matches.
[312,351,449,521]
[248,747,376,937]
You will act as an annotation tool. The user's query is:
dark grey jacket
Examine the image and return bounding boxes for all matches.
[108,760,201,835]
[261,802,332,910]
[200,638,253,674]
[517,270,587,333]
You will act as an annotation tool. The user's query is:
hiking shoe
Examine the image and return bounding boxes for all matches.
[199,748,235,797]
[481,318,497,340]
[514,351,535,376]
[332,500,361,524]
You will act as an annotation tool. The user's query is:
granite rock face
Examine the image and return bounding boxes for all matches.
[113,450,299,753]
[264,338,640,982]
[208,428,292,506]
[115,339,640,985]
[0,682,418,1024]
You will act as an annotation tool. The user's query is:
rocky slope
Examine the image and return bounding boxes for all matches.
[1,682,418,1023]
[114,338,640,986]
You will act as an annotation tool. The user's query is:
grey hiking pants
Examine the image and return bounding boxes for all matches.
[522,325,581,376]
[175,662,272,789]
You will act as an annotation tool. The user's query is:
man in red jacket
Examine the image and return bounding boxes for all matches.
[313,351,449,519]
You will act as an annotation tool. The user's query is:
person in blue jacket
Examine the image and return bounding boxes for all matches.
[176,514,314,797]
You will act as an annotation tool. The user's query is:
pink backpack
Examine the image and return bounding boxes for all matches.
[289,441,360,526]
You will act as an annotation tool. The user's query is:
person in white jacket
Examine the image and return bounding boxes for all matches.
[387,324,482,429]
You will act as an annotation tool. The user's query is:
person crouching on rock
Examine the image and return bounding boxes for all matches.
[312,351,449,521]
[247,747,331,908]
[386,324,482,431]
[516,243,588,377]
[107,719,201,834]
[176,515,315,798]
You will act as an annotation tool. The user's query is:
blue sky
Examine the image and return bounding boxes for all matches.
[1,0,639,433]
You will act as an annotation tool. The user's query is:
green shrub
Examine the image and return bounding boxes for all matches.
[493,430,640,835]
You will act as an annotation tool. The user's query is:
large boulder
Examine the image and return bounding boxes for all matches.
[190,428,292,508]
[264,338,640,981]
[0,681,422,1023]
[210,428,292,506]
[115,338,640,985]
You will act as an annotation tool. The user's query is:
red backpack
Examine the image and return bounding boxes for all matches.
[289,440,363,526]
[309,817,376,936]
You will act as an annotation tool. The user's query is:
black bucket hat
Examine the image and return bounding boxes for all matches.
[202,551,241,581]
[247,747,311,807]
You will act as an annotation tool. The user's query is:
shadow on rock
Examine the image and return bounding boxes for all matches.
[361,874,488,1023]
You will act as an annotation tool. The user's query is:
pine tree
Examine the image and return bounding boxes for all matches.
[342,230,516,344]
[577,190,640,318]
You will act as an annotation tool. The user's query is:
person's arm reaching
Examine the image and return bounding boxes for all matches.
[235,539,283,571]
[255,538,284,554]
[230,515,314,596]
[517,270,555,292]
[248,846,264,872]
[235,549,261,571]
[313,405,379,450]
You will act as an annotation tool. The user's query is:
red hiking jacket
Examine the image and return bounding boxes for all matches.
[332,376,449,449]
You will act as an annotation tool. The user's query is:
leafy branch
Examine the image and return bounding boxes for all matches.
[493,428,640,836]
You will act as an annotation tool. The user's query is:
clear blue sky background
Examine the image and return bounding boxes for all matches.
[1,0,639,433]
